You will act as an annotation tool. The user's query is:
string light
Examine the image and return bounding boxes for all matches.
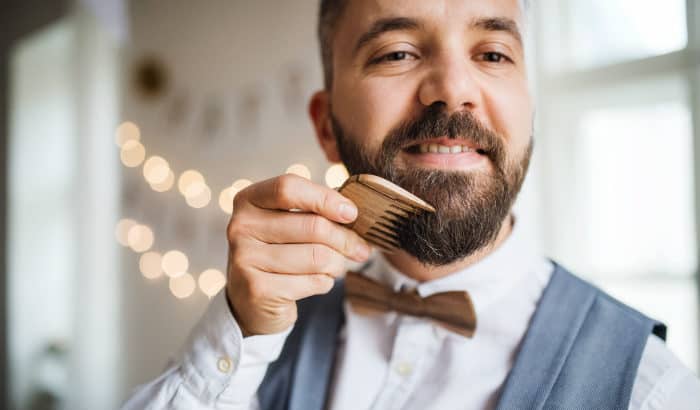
[127,224,154,252]
[178,170,205,196]
[198,269,226,298]
[117,218,228,299]
[115,123,340,301]
[150,170,174,192]
[115,218,137,246]
[186,185,212,208]
[169,273,196,299]
[143,156,171,185]
[286,163,311,180]
[325,164,349,188]
[115,121,140,147]
[218,179,253,214]
[120,140,146,167]
[162,250,189,278]
[139,251,163,279]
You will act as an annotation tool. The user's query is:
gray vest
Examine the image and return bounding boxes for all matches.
[257,261,666,410]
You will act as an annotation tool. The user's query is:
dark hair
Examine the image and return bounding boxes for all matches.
[318,0,348,90]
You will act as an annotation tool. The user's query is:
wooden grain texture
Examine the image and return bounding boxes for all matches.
[338,174,435,252]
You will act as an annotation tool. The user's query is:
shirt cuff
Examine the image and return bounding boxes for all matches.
[179,289,293,405]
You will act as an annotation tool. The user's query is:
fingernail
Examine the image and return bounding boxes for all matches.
[339,203,357,221]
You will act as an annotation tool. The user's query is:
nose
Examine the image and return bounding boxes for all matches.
[418,54,482,113]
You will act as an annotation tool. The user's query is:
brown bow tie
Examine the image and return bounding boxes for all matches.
[344,271,477,338]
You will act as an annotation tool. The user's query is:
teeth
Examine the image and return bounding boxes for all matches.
[417,144,477,154]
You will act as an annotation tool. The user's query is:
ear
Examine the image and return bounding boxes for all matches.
[309,90,342,163]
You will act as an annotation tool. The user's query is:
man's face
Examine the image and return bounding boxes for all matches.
[313,0,534,266]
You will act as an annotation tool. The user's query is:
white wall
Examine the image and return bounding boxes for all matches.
[119,0,331,399]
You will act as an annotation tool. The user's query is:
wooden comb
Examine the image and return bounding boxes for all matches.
[337,174,435,252]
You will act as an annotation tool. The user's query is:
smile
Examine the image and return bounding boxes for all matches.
[401,138,488,170]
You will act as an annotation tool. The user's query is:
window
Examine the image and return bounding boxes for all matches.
[533,1,699,371]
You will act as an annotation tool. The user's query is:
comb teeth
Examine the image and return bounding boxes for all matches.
[336,174,435,253]
[366,231,400,251]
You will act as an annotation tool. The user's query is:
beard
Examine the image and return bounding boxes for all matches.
[331,103,533,266]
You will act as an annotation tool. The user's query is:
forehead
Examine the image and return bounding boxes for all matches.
[339,0,525,33]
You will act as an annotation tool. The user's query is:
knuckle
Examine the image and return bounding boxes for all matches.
[226,216,243,240]
[227,214,254,242]
[228,246,251,272]
[320,190,333,214]
[273,174,295,203]
[245,277,267,301]
[310,274,334,294]
[306,215,330,240]
[340,231,355,255]
[232,188,248,210]
[310,244,332,271]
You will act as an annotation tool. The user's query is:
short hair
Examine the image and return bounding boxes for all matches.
[317,0,530,90]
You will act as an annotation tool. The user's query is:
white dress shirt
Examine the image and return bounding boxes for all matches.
[122,217,700,409]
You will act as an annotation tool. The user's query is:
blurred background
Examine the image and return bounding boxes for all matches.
[0,0,698,408]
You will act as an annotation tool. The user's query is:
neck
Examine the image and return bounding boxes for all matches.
[382,213,515,282]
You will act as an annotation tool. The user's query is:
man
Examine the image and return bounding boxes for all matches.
[123,0,700,409]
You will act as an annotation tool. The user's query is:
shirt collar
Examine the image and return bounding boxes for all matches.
[360,212,545,314]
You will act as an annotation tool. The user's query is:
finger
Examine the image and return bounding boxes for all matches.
[249,243,347,278]
[260,273,335,300]
[242,174,358,224]
[245,209,371,262]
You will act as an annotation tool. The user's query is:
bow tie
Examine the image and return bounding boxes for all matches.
[344,271,477,338]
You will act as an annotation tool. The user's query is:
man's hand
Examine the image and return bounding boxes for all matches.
[225,174,372,336]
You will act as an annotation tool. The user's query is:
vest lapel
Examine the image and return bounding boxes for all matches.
[495,264,596,410]
[288,280,346,410]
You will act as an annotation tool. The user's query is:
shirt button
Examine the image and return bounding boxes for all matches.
[394,361,413,377]
[217,357,233,373]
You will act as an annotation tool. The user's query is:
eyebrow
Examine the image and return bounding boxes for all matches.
[470,17,523,48]
[353,17,423,56]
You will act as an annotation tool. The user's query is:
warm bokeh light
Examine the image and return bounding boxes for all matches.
[178,170,205,196]
[325,164,349,188]
[286,163,311,180]
[218,179,253,214]
[218,188,235,214]
[139,252,163,279]
[115,218,137,246]
[198,269,226,298]
[150,170,174,192]
[127,224,154,253]
[161,250,189,278]
[115,121,140,147]
[169,273,196,299]
[183,180,207,198]
[143,156,170,185]
[231,179,253,191]
[186,185,212,208]
[120,140,146,168]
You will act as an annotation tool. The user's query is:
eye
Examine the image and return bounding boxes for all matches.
[371,51,417,65]
[479,52,512,64]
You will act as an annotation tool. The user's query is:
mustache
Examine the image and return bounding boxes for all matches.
[379,104,506,168]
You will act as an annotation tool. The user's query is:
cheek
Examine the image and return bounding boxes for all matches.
[483,80,533,154]
[334,76,419,150]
